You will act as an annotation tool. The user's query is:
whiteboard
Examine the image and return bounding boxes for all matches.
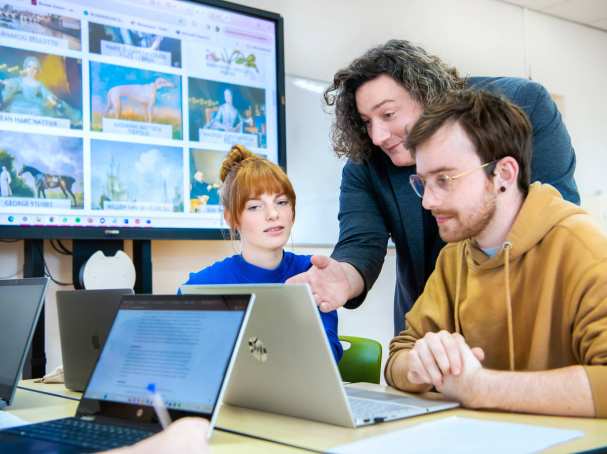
[285,74,346,246]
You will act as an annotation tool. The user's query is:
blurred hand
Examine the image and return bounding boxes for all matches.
[107,417,210,454]
[286,255,353,312]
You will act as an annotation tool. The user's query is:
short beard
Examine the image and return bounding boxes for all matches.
[438,187,497,243]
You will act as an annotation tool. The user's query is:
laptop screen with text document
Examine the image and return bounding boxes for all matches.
[0,293,252,452]
[82,294,251,419]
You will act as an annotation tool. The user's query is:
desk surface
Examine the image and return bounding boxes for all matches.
[215,383,607,454]
[15,380,607,453]
[18,379,81,400]
[8,385,306,453]
[8,387,79,424]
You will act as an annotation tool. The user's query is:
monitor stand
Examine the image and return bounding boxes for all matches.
[72,239,152,293]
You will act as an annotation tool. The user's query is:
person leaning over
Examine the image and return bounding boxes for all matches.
[288,40,580,335]
[385,89,607,417]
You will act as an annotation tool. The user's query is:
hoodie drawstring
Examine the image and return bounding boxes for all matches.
[503,241,515,371]
[457,241,515,371]
[454,245,464,334]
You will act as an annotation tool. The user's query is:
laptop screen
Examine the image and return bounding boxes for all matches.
[0,277,48,405]
[82,294,250,417]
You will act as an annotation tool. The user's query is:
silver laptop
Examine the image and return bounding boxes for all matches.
[56,288,134,391]
[0,277,48,409]
[180,283,458,428]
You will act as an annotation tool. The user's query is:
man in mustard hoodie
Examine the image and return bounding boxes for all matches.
[385,89,607,417]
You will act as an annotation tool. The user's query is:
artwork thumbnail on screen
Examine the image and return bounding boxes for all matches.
[91,140,184,213]
[189,148,225,213]
[0,0,279,231]
[88,22,182,68]
[90,61,183,140]
[189,78,267,150]
[0,130,83,209]
[0,4,81,50]
[0,45,82,129]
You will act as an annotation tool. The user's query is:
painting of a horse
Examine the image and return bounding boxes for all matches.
[18,165,77,205]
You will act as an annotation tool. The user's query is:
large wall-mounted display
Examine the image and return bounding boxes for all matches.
[0,0,285,239]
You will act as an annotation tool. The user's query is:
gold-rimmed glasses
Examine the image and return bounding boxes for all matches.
[409,160,498,198]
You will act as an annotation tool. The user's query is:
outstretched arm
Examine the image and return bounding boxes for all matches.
[330,160,390,308]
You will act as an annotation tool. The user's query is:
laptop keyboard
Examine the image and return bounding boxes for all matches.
[348,396,421,421]
[3,417,155,450]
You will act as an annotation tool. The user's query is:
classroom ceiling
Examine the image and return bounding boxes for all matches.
[502,0,607,32]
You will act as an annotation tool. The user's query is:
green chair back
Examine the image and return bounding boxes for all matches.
[338,335,382,384]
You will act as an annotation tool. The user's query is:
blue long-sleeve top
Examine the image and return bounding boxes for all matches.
[183,251,343,363]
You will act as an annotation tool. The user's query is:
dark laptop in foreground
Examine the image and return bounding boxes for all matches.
[181,284,458,428]
[56,288,134,391]
[0,293,253,452]
[0,277,48,409]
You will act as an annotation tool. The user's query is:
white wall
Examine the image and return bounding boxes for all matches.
[1,0,606,379]
[238,0,527,80]
[525,9,607,196]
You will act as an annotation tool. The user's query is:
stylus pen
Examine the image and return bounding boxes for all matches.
[146,383,172,429]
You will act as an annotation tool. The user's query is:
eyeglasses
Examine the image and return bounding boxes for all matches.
[409,160,498,198]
